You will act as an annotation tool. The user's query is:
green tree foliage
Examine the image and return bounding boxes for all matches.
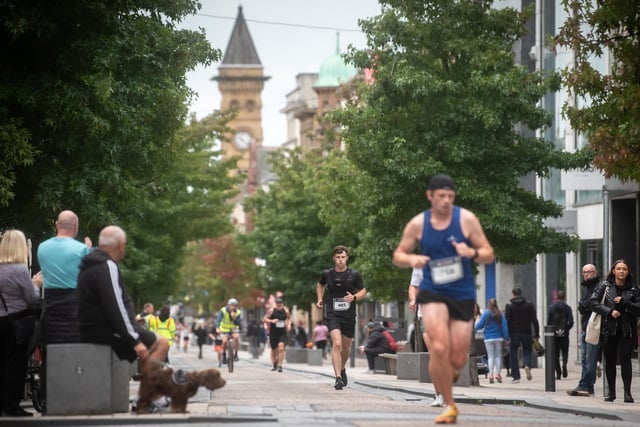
[124,112,241,306]
[0,0,217,236]
[179,235,257,316]
[241,149,338,309]
[0,1,242,305]
[330,0,590,285]
[555,0,640,181]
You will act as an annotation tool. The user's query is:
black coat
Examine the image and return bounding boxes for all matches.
[577,276,601,331]
[364,325,391,355]
[588,280,640,340]
[505,296,540,337]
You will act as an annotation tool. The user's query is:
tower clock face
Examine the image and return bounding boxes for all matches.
[234,131,252,150]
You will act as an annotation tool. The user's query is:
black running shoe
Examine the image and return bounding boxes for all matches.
[271,364,277,371]
[341,369,347,386]
[334,377,344,390]
[278,366,283,373]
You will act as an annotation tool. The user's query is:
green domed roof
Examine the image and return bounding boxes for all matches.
[314,33,357,88]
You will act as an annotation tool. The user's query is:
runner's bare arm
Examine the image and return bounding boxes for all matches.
[456,209,494,263]
[316,282,325,308]
[393,214,430,268]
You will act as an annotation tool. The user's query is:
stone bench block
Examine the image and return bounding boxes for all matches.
[417,353,478,387]
[380,353,397,375]
[47,343,131,415]
[397,352,429,380]
[285,347,308,363]
[307,349,323,366]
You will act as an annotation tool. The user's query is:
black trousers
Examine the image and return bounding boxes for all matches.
[603,334,634,396]
[0,317,29,412]
[554,336,569,377]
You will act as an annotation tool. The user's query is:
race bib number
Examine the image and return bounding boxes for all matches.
[429,256,463,285]
[275,320,285,328]
[333,298,350,311]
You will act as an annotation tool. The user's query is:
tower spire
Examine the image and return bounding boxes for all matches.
[221,6,261,66]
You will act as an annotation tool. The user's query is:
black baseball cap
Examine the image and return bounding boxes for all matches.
[428,174,456,191]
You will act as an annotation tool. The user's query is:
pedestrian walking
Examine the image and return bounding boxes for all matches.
[312,320,329,359]
[475,298,510,384]
[505,287,539,383]
[567,264,601,397]
[589,259,640,403]
[546,290,573,379]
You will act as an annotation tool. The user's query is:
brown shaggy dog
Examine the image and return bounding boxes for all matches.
[136,359,226,413]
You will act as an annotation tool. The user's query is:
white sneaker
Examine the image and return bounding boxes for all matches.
[430,393,444,407]
[362,369,375,374]
[153,396,170,408]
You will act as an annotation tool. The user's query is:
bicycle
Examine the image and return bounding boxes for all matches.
[24,345,44,413]
[226,334,234,373]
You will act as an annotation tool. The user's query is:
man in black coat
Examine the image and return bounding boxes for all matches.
[77,226,169,363]
[567,264,601,396]
[505,287,540,383]
[358,321,391,374]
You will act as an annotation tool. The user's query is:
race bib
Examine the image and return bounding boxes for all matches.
[333,298,350,311]
[275,320,285,328]
[429,256,463,285]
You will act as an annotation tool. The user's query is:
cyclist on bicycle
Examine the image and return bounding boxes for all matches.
[216,298,241,363]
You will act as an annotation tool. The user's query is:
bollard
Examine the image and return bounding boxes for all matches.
[544,325,555,392]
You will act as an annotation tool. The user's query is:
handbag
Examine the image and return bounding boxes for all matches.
[532,337,545,356]
[585,287,607,345]
[0,293,37,345]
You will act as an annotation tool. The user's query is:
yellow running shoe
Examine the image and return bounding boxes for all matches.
[435,404,458,424]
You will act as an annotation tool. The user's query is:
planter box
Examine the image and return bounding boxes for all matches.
[285,347,308,363]
[307,349,323,366]
[46,343,131,415]
[397,352,429,380]
[417,353,478,387]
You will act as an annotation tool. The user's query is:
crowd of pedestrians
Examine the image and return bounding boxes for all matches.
[4,174,640,422]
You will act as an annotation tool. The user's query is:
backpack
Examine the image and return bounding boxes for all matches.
[382,330,397,352]
[552,306,568,337]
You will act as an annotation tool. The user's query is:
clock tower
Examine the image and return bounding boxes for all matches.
[213,6,270,174]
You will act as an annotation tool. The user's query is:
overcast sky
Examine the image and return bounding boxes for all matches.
[180,0,381,147]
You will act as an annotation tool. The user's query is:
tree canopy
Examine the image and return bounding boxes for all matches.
[0,1,240,304]
[555,0,640,181]
[238,1,596,305]
[0,0,216,233]
[241,148,336,309]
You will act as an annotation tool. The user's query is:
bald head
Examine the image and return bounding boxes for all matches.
[98,225,127,261]
[581,264,597,280]
[56,210,79,237]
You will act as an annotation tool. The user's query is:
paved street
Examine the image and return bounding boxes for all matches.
[4,343,640,426]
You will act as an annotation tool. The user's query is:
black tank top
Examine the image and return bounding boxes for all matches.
[270,308,287,334]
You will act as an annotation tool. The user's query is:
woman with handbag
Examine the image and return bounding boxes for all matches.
[0,230,42,417]
[589,259,640,403]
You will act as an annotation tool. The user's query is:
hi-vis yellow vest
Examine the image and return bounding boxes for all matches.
[150,316,176,345]
[219,307,241,332]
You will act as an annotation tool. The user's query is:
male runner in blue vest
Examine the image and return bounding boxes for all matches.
[393,174,494,424]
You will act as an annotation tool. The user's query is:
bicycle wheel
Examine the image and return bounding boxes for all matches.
[227,338,234,373]
[31,380,44,413]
